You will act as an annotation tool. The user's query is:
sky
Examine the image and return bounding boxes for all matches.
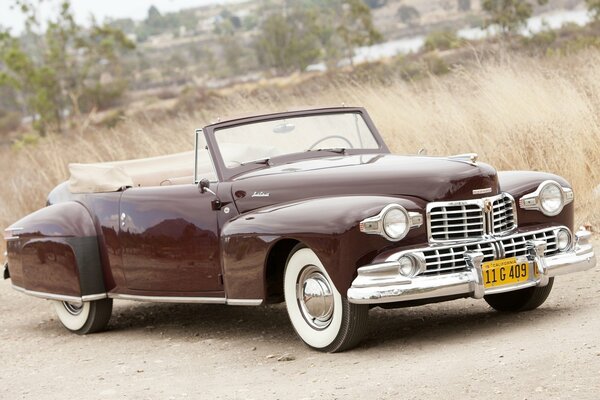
[0,0,242,34]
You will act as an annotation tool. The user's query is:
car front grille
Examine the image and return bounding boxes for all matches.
[428,204,485,241]
[492,194,517,233]
[427,193,517,242]
[500,230,558,258]
[420,228,559,276]
[422,242,495,276]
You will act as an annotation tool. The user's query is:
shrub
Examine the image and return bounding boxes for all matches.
[423,30,462,52]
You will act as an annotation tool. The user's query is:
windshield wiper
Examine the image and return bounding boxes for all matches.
[308,148,347,154]
[240,157,271,166]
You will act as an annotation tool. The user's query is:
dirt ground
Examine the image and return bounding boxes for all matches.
[1,241,599,400]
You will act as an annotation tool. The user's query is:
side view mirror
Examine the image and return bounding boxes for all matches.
[198,178,221,210]
[199,178,211,193]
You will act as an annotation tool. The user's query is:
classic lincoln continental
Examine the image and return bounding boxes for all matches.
[3,107,596,352]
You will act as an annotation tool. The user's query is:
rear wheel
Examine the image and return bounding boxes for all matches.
[283,246,369,352]
[53,298,113,334]
[484,278,554,312]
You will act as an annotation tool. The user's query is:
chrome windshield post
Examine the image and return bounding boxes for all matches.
[527,240,550,287]
[464,251,485,299]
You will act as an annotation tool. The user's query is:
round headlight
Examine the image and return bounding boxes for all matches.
[398,256,417,277]
[383,206,409,240]
[539,182,564,216]
[556,229,571,251]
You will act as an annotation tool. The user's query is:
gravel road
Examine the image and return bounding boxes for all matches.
[1,241,599,400]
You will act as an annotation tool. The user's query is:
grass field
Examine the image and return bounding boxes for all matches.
[1,49,599,232]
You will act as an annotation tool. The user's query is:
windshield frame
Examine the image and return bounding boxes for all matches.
[202,107,390,181]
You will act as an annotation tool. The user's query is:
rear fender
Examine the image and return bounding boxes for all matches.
[221,195,427,301]
[6,201,106,302]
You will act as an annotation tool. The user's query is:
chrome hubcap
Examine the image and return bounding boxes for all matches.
[297,266,334,329]
[63,301,84,316]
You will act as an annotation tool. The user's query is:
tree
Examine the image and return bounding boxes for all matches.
[458,0,471,11]
[482,0,549,34]
[219,33,243,76]
[364,0,387,8]
[337,0,382,65]
[587,0,600,20]
[397,5,420,26]
[254,12,321,74]
[0,0,135,134]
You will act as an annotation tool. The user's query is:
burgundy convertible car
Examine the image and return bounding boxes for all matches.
[3,107,596,352]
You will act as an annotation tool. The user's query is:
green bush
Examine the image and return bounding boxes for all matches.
[424,54,450,75]
[0,110,21,135]
[423,30,462,52]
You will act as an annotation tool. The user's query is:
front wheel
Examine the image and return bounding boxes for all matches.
[52,298,113,334]
[283,246,369,352]
[484,278,554,312]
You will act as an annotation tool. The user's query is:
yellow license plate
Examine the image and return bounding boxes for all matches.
[482,257,530,288]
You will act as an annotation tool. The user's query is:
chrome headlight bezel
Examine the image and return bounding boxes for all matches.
[519,180,573,217]
[360,204,423,242]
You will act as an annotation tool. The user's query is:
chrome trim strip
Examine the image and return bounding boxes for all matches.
[108,293,227,304]
[226,299,263,306]
[81,293,108,302]
[11,286,261,306]
[11,285,85,305]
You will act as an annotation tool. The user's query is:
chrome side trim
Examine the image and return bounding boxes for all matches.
[108,293,227,304]
[108,294,262,306]
[226,299,263,306]
[11,285,85,305]
[82,293,108,302]
[11,286,263,306]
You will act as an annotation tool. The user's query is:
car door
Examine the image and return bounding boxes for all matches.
[118,184,222,293]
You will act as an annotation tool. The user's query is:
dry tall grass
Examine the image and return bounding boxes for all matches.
[1,50,599,233]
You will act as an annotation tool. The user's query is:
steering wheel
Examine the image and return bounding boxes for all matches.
[307,135,354,151]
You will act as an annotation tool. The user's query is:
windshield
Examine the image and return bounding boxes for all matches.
[213,112,380,168]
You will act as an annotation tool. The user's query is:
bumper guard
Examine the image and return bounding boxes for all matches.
[347,228,596,305]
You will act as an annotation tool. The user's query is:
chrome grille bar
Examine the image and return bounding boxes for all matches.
[422,242,495,275]
[427,193,517,242]
[417,228,559,276]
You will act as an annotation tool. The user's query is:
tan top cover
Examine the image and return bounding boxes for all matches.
[69,163,134,193]
[68,143,281,193]
[68,151,195,193]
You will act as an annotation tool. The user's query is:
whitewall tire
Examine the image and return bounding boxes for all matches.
[284,246,369,352]
[52,298,113,335]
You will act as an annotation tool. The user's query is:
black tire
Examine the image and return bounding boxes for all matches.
[283,245,369,353]
[484,278,554,312]
[53,298,113,334]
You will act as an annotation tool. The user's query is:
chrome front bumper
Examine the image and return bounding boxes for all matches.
[347,228,596,305]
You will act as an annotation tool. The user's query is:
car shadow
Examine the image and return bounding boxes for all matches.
[100,298,573,352]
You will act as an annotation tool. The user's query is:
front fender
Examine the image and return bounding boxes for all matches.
[498,171,574,231]
[6,201,106,299]
[221,195,427,300]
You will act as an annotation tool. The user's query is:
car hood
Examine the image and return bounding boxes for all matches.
[231,153,499,214]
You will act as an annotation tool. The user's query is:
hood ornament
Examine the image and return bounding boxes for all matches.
[447,153,478,165]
